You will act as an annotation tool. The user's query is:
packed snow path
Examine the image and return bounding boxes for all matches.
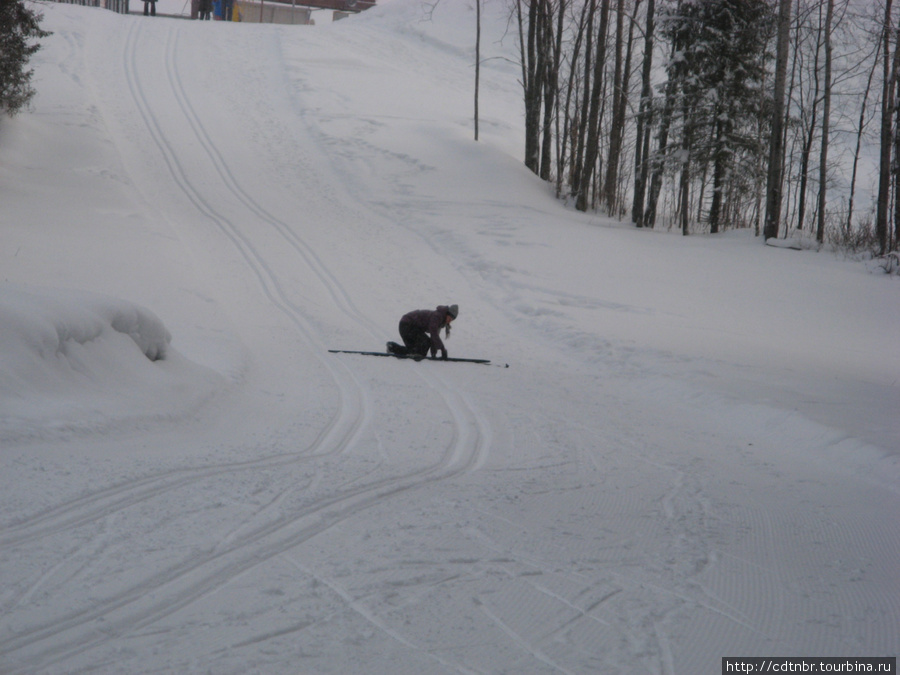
[1,4,898,673]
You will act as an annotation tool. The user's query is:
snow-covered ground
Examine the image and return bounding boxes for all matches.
[1,1,898,672]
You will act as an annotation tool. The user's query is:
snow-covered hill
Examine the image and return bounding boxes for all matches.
[1,1,897,672]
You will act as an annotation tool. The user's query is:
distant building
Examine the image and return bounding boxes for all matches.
[301,0,375,11]
[236,0,375,24]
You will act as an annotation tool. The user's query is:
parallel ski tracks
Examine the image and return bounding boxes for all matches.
[1,21,492,671]
[0,434,484,671]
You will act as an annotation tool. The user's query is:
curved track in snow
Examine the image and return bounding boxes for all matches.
[0,18,493,672]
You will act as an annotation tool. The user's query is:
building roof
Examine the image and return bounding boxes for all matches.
[277,0,375,11]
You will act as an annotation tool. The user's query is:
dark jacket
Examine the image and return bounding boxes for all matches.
[400,305,452,357]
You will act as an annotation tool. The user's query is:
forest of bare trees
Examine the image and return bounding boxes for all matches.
[510,0,900,257]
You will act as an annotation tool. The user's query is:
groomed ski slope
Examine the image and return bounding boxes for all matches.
[1,1,898,673]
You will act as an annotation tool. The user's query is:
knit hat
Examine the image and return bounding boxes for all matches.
[448,304,459,319]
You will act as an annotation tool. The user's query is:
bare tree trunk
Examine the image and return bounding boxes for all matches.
[474,0,481,141]
[549,0,565,189]
[816,0,833,244]
[631,0,652,227]
[612,9,637,216]
[679,98,694,236]
[518,0,545,174]
[645,41,677,229]
[846,32,880,234]
[573,0,598,199]
[576,0,610,212]
[797,67,820,232]
[753,65,768,236]
[764,0,792,240]
[708,113,726,233]
[602,0,626,214]
[781,0,801,235]
[557,1,590,197]
[876,0,896,254]
[893,27,900,251]
[679,159,691,235]
[539,0,562,181]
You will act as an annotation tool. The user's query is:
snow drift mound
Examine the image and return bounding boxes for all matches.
[2,284,172,363]
[0,284,225,442]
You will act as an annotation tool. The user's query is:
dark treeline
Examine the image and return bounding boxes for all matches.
[512,0,900,254]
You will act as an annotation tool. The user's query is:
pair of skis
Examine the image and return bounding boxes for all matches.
[328,349,507,368]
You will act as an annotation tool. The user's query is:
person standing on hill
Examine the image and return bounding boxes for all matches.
[387,304,458,360]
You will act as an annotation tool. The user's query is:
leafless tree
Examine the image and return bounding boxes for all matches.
[815,0,834,243]
[875,0,898,254]
[765,0,793,240]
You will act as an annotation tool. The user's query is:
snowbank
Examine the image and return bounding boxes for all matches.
[0,284,223,442]
[1,284,171,361]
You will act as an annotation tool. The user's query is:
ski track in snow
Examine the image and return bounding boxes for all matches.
[0,18,493,673]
